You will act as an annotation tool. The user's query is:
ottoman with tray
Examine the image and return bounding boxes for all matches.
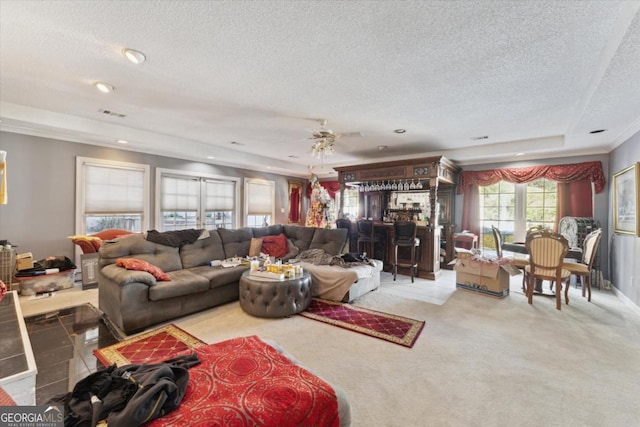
[239,270,311,318]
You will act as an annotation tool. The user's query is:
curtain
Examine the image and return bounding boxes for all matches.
[458,161,604,236]
[289,187,300,223]
[460,184,480,236]
[0,151,6,205]
[306,181,340,199]
[556,179,593,222]
[458,161,606,194]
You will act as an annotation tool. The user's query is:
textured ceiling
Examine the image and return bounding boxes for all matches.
[1,1,639,178]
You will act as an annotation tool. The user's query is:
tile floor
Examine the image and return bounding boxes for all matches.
[24,303,122,404]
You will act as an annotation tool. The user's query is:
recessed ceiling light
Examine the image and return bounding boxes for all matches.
[115,139,128,144]
[122,48,146,64]
[589,129,606,134]
[377,145,388,150]
[206,156,215,160]
[95,82,115,93]
[516,152,524,156]
[393,129,406,134]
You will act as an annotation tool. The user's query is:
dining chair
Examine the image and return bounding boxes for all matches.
[393,221,420,283]
[491,225,503,258]
[576,228,602,302]
[524,229,571,310]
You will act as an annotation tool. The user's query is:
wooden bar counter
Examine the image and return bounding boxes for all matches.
[370,221,443,280]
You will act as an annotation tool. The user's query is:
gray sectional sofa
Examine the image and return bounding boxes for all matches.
[98,224,380,333]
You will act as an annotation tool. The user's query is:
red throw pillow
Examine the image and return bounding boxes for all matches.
[116,258,171,281]
[261,233,288,258]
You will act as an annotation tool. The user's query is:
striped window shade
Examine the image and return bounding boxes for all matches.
[85,164,145,213]
[205,180,235,211]
[246,179,274,215]
[161,175,199,211]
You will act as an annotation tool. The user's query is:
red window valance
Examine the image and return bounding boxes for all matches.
[306,181,340,199]
[457,161,606,194]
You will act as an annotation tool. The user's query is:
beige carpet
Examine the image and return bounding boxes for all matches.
[20,272,640,426]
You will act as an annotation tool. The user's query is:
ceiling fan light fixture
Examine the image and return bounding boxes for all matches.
[95,82,115,93]
[311,139,334,159]
[122,48,146,64]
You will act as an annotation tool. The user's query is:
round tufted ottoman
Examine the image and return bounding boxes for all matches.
[239,270,312,318]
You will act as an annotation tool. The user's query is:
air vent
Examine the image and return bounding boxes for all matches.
[99,109,126,118]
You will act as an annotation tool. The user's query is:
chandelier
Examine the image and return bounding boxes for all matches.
[310,137,334,161]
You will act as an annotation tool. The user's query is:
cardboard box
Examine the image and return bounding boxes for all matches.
[454,254,520,298]
[16,252,34,271]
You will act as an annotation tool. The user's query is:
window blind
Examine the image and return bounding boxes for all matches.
[246,180,274,215]
[161,175,199,210]
[85,164,144,213]
[205,180,235,210]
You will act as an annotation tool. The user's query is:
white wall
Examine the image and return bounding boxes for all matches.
[608,131,640,307]
[0,131,304,261]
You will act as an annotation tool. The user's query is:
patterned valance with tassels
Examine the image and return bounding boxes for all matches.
[457,161,606,194]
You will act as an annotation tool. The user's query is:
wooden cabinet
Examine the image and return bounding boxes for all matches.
[335,156,460,280]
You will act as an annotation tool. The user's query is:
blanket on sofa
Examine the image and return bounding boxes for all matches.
[145,229,208,247]
[147,335,340,427]
[294,249,376,301]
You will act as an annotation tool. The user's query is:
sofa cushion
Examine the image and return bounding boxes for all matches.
[99,234,183,272]
[148,269,210,301]
[116,258,170,281]
[249,238,263,257]
[252,224,284,238]
[180,230,226,269]
[283,225,316,251]
[187,265,249,289]
[261,233,289,258]
[218,228,253,258]
[309,228,348,255]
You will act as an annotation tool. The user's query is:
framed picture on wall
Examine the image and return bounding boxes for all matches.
[613,162,639,236]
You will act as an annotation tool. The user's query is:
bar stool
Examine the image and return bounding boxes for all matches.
[393,221,420,283]
[356,219,380,258]
[336,218,352,252]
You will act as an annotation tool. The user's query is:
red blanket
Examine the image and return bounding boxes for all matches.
[148,335,339,427]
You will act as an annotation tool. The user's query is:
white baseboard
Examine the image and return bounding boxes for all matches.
[611,285,640,318]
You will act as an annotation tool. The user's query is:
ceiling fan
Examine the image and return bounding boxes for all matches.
[308,119,363,142]
[307,119,363,162]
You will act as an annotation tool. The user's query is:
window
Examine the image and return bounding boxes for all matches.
[245,178,275,227]
[479,178,557,250]
[157,169,239,231]
[76,157,150,235]
[337,186,359,220]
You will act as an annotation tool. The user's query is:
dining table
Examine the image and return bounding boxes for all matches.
[507,252,590,297]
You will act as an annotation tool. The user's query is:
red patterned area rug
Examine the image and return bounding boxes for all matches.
[299,299,425,348]
[94,323,207,366]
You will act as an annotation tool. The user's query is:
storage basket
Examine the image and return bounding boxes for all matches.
[0,249,16,285]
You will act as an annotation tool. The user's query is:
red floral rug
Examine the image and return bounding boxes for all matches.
[94,324,207,366]
[299,299,425,348]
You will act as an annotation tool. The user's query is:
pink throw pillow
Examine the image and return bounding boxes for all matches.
[116,258,171,281]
